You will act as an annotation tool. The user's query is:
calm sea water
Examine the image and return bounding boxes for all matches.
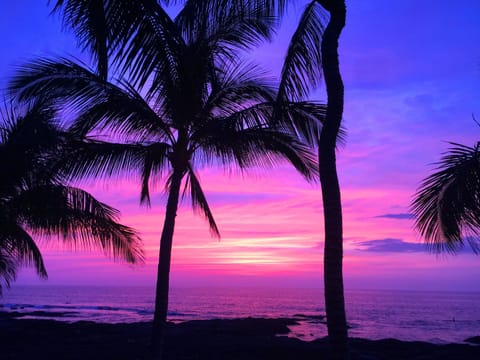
[1,286,479,344]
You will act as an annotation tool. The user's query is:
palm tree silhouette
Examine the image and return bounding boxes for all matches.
[316,2,348,358]
[277,1,348,358]
[9,1,323,358]
[412,140,480,253]
[0,101,143,294]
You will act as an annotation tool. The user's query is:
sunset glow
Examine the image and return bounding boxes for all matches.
[2,0,480,292]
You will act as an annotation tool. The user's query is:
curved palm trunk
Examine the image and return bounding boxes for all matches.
[317,1,348,359]
[151,168,183,360]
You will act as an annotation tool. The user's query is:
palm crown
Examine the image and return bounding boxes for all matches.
[412,141,480,253]
[0,101,143,294]
[10,1,323,232]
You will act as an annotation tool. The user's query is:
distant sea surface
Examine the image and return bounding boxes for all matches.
[1,286,479,344]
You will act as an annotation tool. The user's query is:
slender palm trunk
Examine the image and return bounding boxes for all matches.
[151,168,183,360]
[317,1,348,359]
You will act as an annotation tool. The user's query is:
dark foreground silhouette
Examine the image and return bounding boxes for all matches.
[1,315,479,359]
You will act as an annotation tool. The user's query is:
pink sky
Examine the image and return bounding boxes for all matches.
[2,1,480,291]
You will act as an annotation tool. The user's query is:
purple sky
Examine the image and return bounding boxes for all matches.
[1,1,480,291]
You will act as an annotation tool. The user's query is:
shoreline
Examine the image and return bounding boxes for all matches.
[1,315,479,359]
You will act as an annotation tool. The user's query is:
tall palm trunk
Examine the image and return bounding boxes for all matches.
[317,1,348,359]
[151,168,183,360]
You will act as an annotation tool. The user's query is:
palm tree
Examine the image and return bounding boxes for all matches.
[316,2,348,358]
[276,0,348,358]
[412,141,480,253]
[9,1,323,358]
[0,101,143,294]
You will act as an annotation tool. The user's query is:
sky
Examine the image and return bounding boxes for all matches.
[1,0,480,292]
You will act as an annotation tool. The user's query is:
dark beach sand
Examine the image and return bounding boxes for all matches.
[1,313,479,359]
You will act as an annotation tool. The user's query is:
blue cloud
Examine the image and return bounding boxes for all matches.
[356,238,427,253]
[356,238,479,254]
[375,213,415,220]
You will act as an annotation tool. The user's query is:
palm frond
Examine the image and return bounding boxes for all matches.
[244,127,319,181]
[195,117,318,181]
[278,1,326,102]
[108,0,183,89]
[196,98,327,149]
[185,166,220,238]
[175,0,282,52]
[51,0,183,88]
[9,57,173,142]
[60,139,172,208]
[68,77,174,142]
[201,61,276,121]
[0,248,18,295]
[192,102,274,148]
[9,56,105,105]
[0,99,66,191]
[0,226,47,279]
[1,99,145,290]
[163,0,287,15]
[412,142,480,253]
[140,143,172,206]
[51,0,109,80]
[61,140,168,183]
[0,98,60,148]
[275,101,326,146]
[13,184,144,263]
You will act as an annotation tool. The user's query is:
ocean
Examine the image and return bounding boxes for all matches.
[1,286,479,344]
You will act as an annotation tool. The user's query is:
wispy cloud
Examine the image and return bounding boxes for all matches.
[375,213,415,220]
[355,238,427,253]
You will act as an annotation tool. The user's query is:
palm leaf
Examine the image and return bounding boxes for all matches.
[0,100,67,191]
[274,101,326,146]
[10,57,107,105]
[51,0,182,88]
[61,140,168,183]
[67,77,174,142]
[185,166,220,238]
[412,142,480,253]
[278,1,326,102]
[191,102,275,152]
[13,184,144,263]
[0,225,47,279]
[51,0,109,80]
[195,116,318,181]
[174,0,282,52]
[202,60,276,120]
[59,139,172,207]
[0,248,18,295]
[140,143,172,206]
[106,0,183,88]
[10,57,174,143]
